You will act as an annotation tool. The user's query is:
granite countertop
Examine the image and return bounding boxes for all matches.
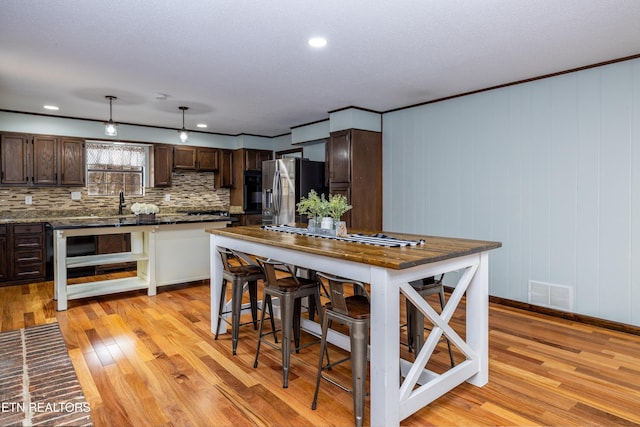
[0,207,237,229]
[47,213,235,230]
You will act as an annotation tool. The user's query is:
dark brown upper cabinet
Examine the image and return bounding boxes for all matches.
[173,145,197,170]
[216,149,233,188]
[32,135,59,185]
[1,133,30,185]
[0,133,85,186]
[173,145,220,171]
[153,144,173,187]
[196,147,218,171]
[244,149,272,171]
[59,138,85,186]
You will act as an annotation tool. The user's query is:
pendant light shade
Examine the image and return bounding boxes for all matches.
[178,106,189,143]
[104,95,118,136]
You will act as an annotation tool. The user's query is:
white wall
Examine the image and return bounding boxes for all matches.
[383,58,640,326]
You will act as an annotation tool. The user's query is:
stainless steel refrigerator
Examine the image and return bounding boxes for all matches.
[262,158,326,225]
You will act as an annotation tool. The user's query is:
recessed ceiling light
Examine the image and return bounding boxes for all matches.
[196,123,207,128]
[308,37,327,48]
[43,105,59,110]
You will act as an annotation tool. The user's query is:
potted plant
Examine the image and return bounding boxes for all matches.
[131,202,159,224]
[327,194,352,237]
[317,193,333,232]
[297,190,324,231]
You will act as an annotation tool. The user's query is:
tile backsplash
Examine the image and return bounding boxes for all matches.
[0,170,230,216]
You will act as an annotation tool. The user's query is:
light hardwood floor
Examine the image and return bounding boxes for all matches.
[1,274,639,427]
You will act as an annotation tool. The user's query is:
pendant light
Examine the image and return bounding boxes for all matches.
[104,95,118,136]
[178,106,189,143]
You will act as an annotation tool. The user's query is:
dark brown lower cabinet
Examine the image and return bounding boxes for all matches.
[232,214,263,226]
[0,223,46,286]
[94,234,136,274]
[0,226,7,281]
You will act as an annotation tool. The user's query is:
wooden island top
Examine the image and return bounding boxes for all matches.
[205,225,502,270]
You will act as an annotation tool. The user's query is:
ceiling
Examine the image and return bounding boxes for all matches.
[1,0,640,138]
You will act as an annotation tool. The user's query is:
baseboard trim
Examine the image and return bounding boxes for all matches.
[489,295,640,336]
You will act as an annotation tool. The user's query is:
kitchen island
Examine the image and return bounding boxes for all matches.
[50,213,232,311]
[206,225,501,427]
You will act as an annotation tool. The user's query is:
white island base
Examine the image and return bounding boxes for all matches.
[54,221,229,311]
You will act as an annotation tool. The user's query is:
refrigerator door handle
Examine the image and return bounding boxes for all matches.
[273,169,281,215]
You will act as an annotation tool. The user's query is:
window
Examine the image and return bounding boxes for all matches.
[86,142,147,196]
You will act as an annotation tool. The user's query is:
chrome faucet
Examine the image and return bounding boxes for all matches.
[118,190,125,215]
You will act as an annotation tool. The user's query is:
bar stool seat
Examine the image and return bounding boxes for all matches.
[253,257,324,388]
[214,247,270,355]
[406,275,455,367]
[311,273,370,427]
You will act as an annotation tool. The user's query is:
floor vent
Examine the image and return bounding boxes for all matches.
[528,280,573,312]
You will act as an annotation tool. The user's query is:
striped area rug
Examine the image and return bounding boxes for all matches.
[0,323,93,426]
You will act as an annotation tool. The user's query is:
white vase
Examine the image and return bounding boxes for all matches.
[320,217,333,229]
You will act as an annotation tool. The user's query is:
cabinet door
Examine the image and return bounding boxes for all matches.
[1,133,30,185]
[33,135,59,185]
[216,149,233,187]
[244,150,259,171]
[197,147,218,171]
[329,183,352,228]
[95,234,134,274]
[153,144,173,187]
[244,214,263,225]
[59,138,85,186]
[0,226,7,281]
[245,149,272,171]
[97,234,130,254]
[173,146,197,169]
[328,130,351,183]
[257,150,272,170]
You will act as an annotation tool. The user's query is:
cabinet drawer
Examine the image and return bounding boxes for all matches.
[14,234,44,248]
[15,248,44,263]
[13,223,44,234]
[13,263,45,278]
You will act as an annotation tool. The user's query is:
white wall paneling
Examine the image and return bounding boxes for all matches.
[383,58,640,326]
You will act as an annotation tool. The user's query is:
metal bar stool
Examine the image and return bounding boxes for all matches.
[214,247,273,355]
[253,257,324,388]
[311,273,370,427]
[406,274,455,367]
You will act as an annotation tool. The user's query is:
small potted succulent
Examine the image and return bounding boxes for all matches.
[327,193,352,237]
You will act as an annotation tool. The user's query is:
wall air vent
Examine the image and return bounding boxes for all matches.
[528,280,573,312]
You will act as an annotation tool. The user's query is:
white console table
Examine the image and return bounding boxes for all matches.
[53,224,157,311]
[53,220,229,311]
